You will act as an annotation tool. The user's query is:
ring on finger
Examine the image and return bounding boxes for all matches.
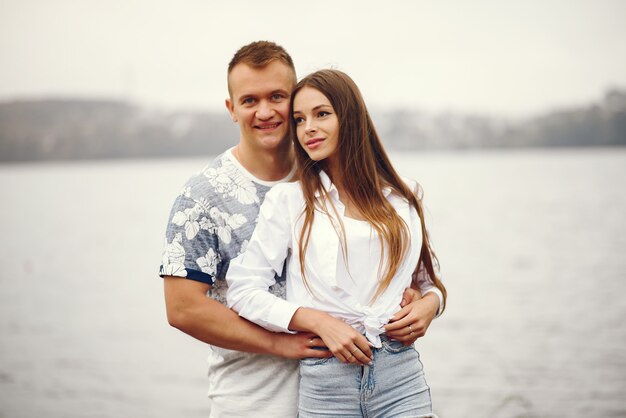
[309,338,314,346]
[350,347,358,355]
[407,324,413,333]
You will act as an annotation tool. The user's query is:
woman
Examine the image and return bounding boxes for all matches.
[227,69,447,417]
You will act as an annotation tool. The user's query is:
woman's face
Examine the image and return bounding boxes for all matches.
[293,87,339,164]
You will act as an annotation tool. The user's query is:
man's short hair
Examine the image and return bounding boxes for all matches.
[227,41,296,96]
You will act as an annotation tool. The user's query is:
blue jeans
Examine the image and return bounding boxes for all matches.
[298,336,437,417]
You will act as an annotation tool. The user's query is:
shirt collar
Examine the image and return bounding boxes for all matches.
[315,170,339,198]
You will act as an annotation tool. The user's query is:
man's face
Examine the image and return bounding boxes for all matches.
[226,61,295,152]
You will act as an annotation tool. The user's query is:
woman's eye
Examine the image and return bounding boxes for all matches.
[318,111,330,117]
[294,117,304,124]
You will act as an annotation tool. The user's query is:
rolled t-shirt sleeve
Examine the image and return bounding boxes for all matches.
[226,185,301,333]
[159,193,222,285]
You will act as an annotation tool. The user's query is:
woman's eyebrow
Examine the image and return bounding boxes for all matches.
[293,104,331,114]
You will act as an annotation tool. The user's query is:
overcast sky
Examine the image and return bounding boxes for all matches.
[1,0,625,117]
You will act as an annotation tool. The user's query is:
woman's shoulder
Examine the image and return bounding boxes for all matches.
[399,176,423,198]
[399,176,417,188]
[264,180,304,202]
[268,180,303,193]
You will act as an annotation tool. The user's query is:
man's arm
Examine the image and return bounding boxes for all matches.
[164,276,330,359]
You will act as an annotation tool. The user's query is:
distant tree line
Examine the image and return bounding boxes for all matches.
[0,89,624,162]
[374,88,626,150]
[0,100,239,162]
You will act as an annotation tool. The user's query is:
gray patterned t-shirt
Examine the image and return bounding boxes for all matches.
[159,149,292,304]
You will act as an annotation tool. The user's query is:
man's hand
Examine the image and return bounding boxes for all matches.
[399,286,421,308]
[384,288,439,346]
[270,333,332,360]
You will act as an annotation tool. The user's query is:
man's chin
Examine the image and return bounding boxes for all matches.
[256,133,290,149]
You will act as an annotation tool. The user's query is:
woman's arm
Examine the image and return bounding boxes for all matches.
[226,186,301,332]
[228,186,373,364]
[227,185,374,364]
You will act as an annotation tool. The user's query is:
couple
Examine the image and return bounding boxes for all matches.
[160,41,447,417]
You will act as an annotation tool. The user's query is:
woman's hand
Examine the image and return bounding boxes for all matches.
[315,315,373,365]
[384,288,439,346]
[289,307,373,365]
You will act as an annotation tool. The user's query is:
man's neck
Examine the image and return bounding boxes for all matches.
[233,143,294,182]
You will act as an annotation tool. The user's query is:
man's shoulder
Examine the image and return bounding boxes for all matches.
[182,151,229,190]
[160,150,265,286]
[179,151,266,208]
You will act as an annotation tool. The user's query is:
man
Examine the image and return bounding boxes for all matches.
[160,41,441,417]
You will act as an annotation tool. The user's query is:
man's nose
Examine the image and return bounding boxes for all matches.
[256,101,274,120]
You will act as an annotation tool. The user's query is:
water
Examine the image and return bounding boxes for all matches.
[1,149,625,417]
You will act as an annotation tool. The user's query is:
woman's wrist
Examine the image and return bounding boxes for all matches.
[421,292,440,319]
[288,307,328,334]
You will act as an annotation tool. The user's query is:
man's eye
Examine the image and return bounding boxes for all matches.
[271,94,284,101]
[242,97,255,105]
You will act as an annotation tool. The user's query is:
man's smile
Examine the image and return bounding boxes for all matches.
[255,122,282,131]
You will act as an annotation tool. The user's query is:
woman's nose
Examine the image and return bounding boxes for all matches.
[305,122,317,134]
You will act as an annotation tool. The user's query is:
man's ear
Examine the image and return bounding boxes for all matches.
[225,98,237,123]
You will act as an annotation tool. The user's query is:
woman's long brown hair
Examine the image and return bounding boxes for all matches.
[290,69,446,311]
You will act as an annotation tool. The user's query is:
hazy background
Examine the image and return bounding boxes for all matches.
[2,0,626,116]
[1,1,625,417]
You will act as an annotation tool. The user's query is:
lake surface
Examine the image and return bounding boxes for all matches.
[1,149,625,417]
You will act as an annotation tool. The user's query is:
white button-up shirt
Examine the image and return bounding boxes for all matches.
[226,171,443,347]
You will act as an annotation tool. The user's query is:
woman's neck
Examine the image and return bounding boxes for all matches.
[323,157,341,188]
